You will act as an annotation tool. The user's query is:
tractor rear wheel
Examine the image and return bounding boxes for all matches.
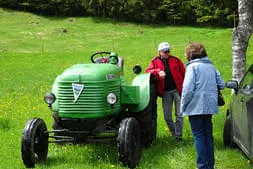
[21,118,48,168]
[147,81,157,146]
[136,75,157,147]
[118,117,141,169]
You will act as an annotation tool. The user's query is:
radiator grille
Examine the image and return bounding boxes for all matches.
[57,81,120,116]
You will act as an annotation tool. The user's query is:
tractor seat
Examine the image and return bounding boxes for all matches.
[94,57,110,63]
[94,56,124,69]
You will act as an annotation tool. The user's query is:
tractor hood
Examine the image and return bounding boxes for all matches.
[50,63,122,118]
[59,63,121,82]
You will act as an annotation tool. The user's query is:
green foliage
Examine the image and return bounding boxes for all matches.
[0,0,237,26]
[2,0,86,16]
[1,8,253,169]
[191,0,237,26]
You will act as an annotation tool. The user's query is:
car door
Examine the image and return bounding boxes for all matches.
[233,66,253,155]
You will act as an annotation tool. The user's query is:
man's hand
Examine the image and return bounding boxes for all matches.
[159,71,166,79]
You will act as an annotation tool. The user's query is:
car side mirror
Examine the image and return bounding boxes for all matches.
[133,65,142,74]
[226,80,238,93]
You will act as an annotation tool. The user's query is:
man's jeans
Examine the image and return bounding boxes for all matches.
[162,89,183,137]
[189,115,214,169]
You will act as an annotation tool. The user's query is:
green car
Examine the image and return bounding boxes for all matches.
[21,52,157,169]
[223,64,253,161]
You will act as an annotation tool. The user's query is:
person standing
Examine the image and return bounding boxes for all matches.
[146,42,185,141]
[180,42,225,169]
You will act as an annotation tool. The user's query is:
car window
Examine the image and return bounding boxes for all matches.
[239,71,253,90]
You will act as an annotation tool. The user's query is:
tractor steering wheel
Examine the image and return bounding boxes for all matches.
[90,51,118,64]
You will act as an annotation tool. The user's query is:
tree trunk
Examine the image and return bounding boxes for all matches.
[232,0,253,82]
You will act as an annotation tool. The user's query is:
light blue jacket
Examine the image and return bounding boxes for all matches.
[180,57,225,116]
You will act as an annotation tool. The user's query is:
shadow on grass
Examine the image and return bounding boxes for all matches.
[137,135,195,168]
[0,118,10,131]
[41,142,120,167]
[38,135,194,168]
[1,7,206,30]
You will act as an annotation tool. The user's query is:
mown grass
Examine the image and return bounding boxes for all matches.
[0,8,253,169]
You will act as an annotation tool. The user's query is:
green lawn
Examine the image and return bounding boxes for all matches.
[0,8,253,169]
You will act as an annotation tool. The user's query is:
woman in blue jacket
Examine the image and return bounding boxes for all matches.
[180,42,225,169]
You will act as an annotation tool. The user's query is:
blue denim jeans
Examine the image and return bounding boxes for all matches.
[189,115,214,169]
[162,89,183,137]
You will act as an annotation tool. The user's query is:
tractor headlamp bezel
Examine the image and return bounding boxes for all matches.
[44,92,56,105]
[107,93,117,105]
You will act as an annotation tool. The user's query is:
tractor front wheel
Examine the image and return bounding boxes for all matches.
[118,117,141,169]
[21,118,48,168]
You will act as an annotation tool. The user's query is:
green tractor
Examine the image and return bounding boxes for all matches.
[21,52,157,168]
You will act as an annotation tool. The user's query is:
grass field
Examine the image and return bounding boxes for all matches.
[0,8,253,169]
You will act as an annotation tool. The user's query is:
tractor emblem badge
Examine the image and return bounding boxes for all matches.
[72,83,84,103]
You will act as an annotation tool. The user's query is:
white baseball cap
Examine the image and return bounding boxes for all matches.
[158,42,170,51]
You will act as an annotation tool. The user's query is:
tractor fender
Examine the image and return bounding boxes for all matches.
[129,73,152,112]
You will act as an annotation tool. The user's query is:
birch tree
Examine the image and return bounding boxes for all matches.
[232,0,253,82]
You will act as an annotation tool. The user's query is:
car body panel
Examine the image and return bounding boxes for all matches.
[226,64,253,160]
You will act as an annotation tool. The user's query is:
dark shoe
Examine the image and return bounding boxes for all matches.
[176,136,182,142]
[170,132,176,137]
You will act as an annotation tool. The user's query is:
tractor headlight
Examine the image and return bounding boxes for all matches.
[107,93,117,105]
[44,92,56,104]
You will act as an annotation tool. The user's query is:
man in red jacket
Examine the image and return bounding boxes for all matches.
[146,42,185,141]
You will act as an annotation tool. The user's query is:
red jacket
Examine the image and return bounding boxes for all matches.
[146,55,185,97]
